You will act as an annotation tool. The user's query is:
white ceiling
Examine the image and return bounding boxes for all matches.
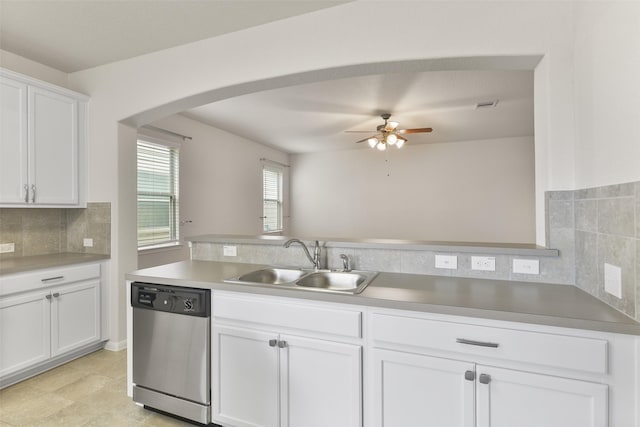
[0,0,348,72]
[0,1,534,154]
[181,69,534,153]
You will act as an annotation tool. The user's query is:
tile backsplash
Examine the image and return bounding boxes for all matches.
[565,182,639,321]
[0,202,111,258]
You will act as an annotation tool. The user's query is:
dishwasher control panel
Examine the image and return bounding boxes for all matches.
[131,282,210,317]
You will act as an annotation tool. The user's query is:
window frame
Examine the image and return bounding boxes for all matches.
[136,137,180,250]
[262,164,285,234]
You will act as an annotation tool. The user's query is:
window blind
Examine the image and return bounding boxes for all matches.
[263,165,283,233]
[137,140,179,248]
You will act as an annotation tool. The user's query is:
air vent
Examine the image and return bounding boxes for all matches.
[475,100,499,109]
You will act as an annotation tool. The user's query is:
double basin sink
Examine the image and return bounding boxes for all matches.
[224,267,378,294]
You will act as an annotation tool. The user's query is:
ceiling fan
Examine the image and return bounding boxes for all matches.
[346,113,433,151]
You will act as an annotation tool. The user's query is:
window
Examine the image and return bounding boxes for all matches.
[263,165,283,233]
[137,139,179,248]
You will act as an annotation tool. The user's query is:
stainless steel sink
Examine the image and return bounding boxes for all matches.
[235,268,307,285]
[224,268,378,294]
[296,271,375,293]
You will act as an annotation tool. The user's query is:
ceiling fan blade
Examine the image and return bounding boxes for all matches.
[354,135,377,143]
[398,127,433,134]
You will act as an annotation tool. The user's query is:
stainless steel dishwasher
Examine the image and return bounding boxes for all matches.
[131,282,211,424]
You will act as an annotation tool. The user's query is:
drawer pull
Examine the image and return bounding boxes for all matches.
[52,292,60,298]
[268,339,277,347]
[45,294,52,300]
[456,338,499,348]
[41,276,64,283]
[277,340,287,348]
[479,373,491,384]
[464,370,475,381]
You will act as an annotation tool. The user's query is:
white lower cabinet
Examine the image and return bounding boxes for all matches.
[372,348,608,427]
[0,289,51,376]
[0,262,104,385]
[211,293,363,427]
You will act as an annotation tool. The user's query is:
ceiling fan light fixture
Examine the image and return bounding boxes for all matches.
[386,133,398,145]
[376,142,387,151]
[368,137,379,148]
[388,121,399,130]
[395,138,405,149]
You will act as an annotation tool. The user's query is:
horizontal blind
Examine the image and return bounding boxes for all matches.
[137,140,179,247]
[263,165,283,233]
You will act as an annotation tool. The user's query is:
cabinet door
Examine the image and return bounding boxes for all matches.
[50,280,100,356]
[0,290,51,377]
[212,325,279,427]
[372,349,475,427]
[28,86,78,205]
[280,335,362,427]
[0,77,28,204]
[476,365,608,427]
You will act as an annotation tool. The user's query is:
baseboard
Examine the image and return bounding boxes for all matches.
[105,339,127,352]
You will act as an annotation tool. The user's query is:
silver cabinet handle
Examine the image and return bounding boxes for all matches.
[464,370,475,381]
[24,184,29,202]
[268,339,277,347]
[41,276,64,283]
[456,338,499,348]
[45,294,52,300]
[479,373,491,384]
[52,292,60,298]
[31,185,36,203]
[277,340,287,348]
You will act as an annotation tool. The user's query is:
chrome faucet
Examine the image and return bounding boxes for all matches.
[284,239,322,270]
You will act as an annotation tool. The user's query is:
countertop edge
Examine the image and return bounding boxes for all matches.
[1,253,111,276]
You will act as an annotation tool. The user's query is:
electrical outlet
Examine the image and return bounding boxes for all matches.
[83,238,94,247]
[512,259,539,275]
[223,245,237,257]
[604,263,622,298]
[471,256,496,271]
[0,243,15,253]
[435,254,457,269]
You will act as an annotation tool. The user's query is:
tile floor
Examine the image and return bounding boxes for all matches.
[0,350,196,426]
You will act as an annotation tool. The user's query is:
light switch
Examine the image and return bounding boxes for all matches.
[0,243,15,253]
[83,238,94,247]
[604,263,622,299]
[435,255,457,269]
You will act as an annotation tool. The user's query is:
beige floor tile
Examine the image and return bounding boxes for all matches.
[81,411,145,427]
[101,375,127,394]
[17,364,86,393]
[27,401,101,427]
[0,386,74,426]
[55,374,112,402]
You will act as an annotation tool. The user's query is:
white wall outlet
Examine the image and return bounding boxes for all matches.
[512,259,539,275]
[435,254,457,269]
[0,243,15,253]
[83,238,94,247]
[471,256,496,271]
[223,245,237,257]
[604,263,622,299]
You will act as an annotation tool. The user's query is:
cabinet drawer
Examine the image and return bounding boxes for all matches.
[213,294,362,339]
[371,313,608,374]
[0,263,101,296]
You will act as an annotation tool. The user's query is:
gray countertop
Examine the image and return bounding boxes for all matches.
[0,253,110,276]
[126,260,640,336]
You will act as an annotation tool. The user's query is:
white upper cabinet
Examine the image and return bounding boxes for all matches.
[0,69,87,207]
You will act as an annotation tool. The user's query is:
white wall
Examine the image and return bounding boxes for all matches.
[290,137,535,243]
[43,0,632,345]
[0,49,69,88]
[572,2,640,188]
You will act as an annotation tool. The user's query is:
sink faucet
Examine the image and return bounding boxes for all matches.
[284,239,322,270]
